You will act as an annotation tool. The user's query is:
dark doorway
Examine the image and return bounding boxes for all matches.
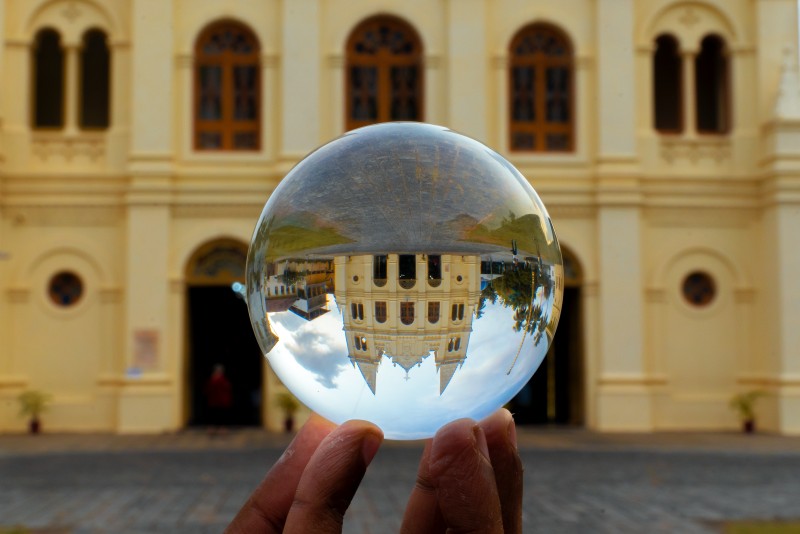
[188,286,263,426]
[510,286,583,425]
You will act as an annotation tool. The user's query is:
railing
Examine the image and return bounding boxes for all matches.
[427,278,442,288]
[373,278,387,287]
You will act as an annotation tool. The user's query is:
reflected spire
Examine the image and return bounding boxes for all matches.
[438,362,459,395]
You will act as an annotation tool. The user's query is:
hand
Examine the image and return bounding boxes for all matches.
[226,409,522,533]
[401,408,523,533]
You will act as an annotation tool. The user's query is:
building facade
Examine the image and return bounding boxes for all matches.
[1,0,799,434]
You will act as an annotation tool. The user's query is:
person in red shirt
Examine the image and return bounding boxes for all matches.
[205,364,233,435]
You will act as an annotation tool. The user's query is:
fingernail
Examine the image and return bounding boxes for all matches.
[361,431,382,465]
[507,417,518,450]
[472,425,491,462]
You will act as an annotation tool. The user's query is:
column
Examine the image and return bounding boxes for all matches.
[769,205,800,434]
[446,0,488,141]
[282,0,320,156]
[63,44,79,133]
[595,0,650,430]
[118,0,175,433]
[596,0,636,156]
[681,50,697,135]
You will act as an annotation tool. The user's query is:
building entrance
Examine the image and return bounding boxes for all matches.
[509,248,584,425]
[185,239,263,427]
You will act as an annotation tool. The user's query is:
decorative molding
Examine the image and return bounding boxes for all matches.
[598,374,668,386]
[32,134,106,164]
[424,54,442,69]
[98,286,122,304]
[581,281,599,298]
[0,376,28,389]
[660,137,731,165]
[737,374,800,387]
[7,287,30,303]
[547,205,596,219]
[733,287,755,304]
[491,55,508,69]
[261,53,280,68]
[327,54,345,68]
[169,278,185,293]
[645,287,667,303]
[175,53,193,68]
[678,6,701,28]
[62,1,83,23]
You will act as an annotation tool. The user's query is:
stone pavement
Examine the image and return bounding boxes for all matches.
[0,427,799,533]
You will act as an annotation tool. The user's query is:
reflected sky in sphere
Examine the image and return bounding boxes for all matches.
[246,122,563,440]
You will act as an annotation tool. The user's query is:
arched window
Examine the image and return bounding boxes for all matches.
[345,15,423,131]
[653,34,682,133]
[508,24,573,152]
[33,29,64,128]
[695,35,729,134]
[80,29,110,129]
[195,21,260,150]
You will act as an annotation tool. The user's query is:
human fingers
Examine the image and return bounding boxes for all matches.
[427,418,504,533]
[399,440,446,534]
[225,414,336,534]
[283,419,383,533]
[479,408,523,534]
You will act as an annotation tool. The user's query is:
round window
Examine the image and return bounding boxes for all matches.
[49,271,84,307]
[682,271,715,307]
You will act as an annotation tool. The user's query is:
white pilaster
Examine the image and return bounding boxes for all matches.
[445,0,487,141]
[596,0,636,156]
[282,0,321,154]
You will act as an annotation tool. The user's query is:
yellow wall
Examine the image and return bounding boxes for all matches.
[1,0,799,434]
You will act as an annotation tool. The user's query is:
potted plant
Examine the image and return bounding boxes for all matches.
[17,390,52,434]
[275,391,300,433]
[729,390,765,434]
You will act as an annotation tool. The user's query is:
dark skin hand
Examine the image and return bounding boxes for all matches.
[226,408,523,533]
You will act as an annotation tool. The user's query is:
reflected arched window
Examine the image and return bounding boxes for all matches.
[80,29,110,129]
[400,302,415,325]
[33,29,64,128]
[345,16,423,131]
[375,301,387,323]
[427,302,440,324]
[695,35,729,134]
[653,34,682,133]
[509,24,573,152]
[195,21,260,150]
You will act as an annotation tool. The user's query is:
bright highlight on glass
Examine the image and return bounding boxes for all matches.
[246,122,563,439]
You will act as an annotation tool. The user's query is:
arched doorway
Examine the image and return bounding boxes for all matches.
[509,246,584,425]
[185,238,263,427]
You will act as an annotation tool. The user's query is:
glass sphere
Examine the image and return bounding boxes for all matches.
[246,122,563,440]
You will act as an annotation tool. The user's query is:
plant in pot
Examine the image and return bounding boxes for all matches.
[729,390,765,434]
[18,390,52,434]
[275,391,300,433]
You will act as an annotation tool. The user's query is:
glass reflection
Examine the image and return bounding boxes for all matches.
[246,122,563,439]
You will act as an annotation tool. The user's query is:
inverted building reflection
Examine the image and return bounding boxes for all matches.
[256,251,561,396]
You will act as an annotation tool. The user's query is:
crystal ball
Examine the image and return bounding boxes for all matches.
[246,122,563,440]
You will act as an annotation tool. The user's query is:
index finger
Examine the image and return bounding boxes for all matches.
[225,414,336,534]
[428,418,504,533]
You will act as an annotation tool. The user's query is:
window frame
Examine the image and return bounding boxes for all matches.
[194,20,261,151]
[508,23,574,153]
[345,15,424,132]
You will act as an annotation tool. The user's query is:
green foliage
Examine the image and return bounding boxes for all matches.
[17,390,52,420]
[265,224,352,261]
[729,390,765,422]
